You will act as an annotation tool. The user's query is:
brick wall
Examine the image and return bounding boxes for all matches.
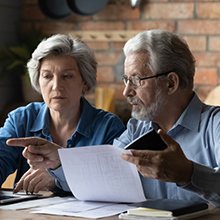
[21,0,220,122]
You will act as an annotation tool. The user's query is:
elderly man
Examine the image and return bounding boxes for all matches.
[113,29,220,207]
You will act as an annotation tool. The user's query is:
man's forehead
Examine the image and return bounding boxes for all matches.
[124,53,151,72]
[125,52,149,63]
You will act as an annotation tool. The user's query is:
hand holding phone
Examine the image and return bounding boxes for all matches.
[125,129,167,150]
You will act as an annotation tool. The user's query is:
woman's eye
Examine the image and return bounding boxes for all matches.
[42,74,52,79]
[63,74,73,79]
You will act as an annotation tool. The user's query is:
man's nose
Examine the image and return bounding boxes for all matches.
[123,83,135,97]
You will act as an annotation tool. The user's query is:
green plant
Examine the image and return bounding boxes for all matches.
[0,30,44,78]
[0,30,45,102]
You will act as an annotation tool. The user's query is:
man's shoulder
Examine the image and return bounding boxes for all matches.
[203,104,220,117]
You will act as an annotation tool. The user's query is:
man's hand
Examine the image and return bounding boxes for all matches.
[13,168,55,194]
[121,129,193,185]
[7,137,62,169]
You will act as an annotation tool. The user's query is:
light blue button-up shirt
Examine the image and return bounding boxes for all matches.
[113,93,220,207]
[0,98,125,187]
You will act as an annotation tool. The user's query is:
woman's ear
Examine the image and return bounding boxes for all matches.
[166,72,179,94]
[82,82,88,95]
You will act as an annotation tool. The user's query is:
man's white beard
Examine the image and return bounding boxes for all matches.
[130,88,165,121]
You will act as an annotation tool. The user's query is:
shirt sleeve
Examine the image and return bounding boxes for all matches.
[182,162,220,207]
[0,112,26,185]
[48,166,71,192]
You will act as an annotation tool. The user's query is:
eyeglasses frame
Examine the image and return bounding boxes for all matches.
[122,71,172,88]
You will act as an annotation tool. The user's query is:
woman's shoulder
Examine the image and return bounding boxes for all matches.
[1,102,47,131]
[89,106,124,125]
[9,102,46,116]
[81,98,125,129]
[82,98,121,120]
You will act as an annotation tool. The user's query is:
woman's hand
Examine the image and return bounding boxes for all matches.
[13,168,55,194]
[7,137,62,169]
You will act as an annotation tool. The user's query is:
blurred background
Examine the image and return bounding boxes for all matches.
[0,0,220,126]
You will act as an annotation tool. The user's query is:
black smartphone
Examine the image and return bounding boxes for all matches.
[125,129,167,150]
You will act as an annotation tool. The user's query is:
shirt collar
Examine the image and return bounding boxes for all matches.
[172,93,204,132]
[30,97,97,138]
[76,97,98,137]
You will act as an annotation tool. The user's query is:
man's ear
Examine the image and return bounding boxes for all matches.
[166,72,179,94]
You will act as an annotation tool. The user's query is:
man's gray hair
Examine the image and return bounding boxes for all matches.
[123,29,196,89]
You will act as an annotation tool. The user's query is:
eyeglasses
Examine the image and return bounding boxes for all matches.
[122,71,171,88]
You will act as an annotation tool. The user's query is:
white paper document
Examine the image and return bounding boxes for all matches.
[32,199,134,218]
[58,145,146,203]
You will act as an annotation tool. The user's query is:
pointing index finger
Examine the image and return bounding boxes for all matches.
[6,137,47,147]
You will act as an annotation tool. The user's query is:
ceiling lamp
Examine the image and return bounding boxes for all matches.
[130,0,141,9]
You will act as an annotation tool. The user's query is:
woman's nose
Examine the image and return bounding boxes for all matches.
[52,77,63,90]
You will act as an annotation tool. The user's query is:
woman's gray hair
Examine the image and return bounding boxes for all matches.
[27,34,97,93]
[123,29,196,89]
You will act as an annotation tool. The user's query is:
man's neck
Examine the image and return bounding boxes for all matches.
[154,91,194,132]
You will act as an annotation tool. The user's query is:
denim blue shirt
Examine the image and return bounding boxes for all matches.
[0,97,125,187]
[113,93,220,207]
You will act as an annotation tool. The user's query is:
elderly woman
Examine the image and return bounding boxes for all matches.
[1,34,125,194]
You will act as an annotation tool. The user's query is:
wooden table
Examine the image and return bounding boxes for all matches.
[0,208,220,220]
[1,209,116,220]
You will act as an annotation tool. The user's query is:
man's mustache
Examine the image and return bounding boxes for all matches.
[127,97,141,105]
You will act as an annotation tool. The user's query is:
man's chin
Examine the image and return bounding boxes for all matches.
[131,111,149,121]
